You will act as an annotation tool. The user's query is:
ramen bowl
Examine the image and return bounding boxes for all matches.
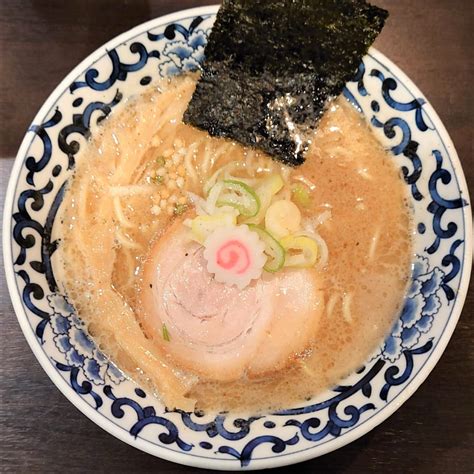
[3,6,471,470]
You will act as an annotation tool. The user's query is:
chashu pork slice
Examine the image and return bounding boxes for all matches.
[139,218,324,382]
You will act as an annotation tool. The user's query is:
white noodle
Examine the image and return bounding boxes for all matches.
[245,151,256,176]
[119,248,137,291]
[298,360,315,377]
[293,175,316,190]
[186,191,207,215]
[115,229,142,250]
[326,292,339,319]
[280,166,292,182]
[154,80,192,131]
[213,143,232,170]
[205,182,223,215]
[203,166,224,195]
[131,160,151,184]
[313,234,329,269]
[113,196,134,228]
[202,143,232,174]
[155,109,177,132]
[315,210,332,227]
[203,161,257,195]
[342,292,353,323]
[331,145,352,161]
[184,142,200,187]
[368,228,380,261]
[186,191,206,206]
[201,142,213,176]
[357,167,373,180]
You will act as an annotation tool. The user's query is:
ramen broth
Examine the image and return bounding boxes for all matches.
[53,74,412,412]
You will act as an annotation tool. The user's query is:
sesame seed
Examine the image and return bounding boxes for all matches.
[176,177,184,188]
[155,156,166,167]
[151,205,161,215]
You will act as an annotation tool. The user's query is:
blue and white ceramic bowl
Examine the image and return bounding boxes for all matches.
[3,6,471,470]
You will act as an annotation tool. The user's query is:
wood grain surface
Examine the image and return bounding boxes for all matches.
[0,1,472,472]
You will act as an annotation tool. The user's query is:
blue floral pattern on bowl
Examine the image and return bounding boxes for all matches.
[159,28,208,76]
[382,256,444,362]
[4,7,470,470]
[48,293,124,385]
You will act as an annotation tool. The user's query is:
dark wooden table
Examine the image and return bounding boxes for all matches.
[1,1,472,472]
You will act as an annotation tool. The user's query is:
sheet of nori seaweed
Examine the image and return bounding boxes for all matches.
[183,0,388,166]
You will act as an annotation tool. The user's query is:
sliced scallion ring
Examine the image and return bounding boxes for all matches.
[248,225,285,272]
[280,235,319,268]
[214,179,261,217]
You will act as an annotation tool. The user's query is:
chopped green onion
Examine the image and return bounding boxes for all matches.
[162,323,171,342]
[174,203,188,216]
[249,225,285,273]
[214,180,261,217]
[291,183,311,207]
[156,156,166,167]
[153,175,164,184]
[280,235,319,268]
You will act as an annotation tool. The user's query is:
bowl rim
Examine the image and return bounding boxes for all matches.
[2,4,472,470]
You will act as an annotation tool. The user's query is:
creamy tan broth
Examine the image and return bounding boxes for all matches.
[53,74,413,412]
